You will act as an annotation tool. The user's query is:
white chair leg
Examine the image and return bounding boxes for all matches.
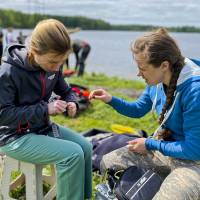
[0,156,18,200]
[0,156,56,200]
[22,162,43,200]
[43,165,56,200]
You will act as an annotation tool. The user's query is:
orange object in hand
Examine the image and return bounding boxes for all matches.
[82,90,90,98]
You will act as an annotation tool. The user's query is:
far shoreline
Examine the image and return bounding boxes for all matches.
[1,9,200,33]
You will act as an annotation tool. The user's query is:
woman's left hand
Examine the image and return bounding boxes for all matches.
[127,138,148,154]
[66,102,77,117]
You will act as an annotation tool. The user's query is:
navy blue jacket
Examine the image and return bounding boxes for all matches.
[0,44,77,146]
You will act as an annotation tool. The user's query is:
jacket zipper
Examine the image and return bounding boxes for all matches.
[40,72,49,125]
[40,72,46,99]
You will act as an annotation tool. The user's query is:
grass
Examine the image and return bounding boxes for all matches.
[2,73,158,199]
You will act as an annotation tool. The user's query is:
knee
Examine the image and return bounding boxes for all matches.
[173,168,200,199]
[72,144,85,164]
[154,168,200,200]
[59,144,84,166]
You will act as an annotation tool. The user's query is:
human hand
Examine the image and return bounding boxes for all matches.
[89,89,112,103]
[66,102,77,117]
[48,99,68,115]
[127,138,148,154]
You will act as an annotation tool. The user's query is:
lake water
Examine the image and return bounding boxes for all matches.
[3,29,200,80]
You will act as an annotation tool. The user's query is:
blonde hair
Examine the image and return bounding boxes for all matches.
[29,19,71,56]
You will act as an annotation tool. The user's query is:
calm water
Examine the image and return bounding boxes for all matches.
[3,29,200,80]
[74,31,200,80]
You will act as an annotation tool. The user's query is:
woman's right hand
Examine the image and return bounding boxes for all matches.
[89,89,112,103]
[48,100,68,115]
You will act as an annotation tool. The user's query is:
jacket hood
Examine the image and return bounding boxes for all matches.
[152,57,200,137]
[2,44,40,71]
[176,58,200,91]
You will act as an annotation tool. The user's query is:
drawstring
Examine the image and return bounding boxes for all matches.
[150,83,179,139]
[153,92,179,138]
[151,84,161,114]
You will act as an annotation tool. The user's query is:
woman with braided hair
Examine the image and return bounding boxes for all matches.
[89,28,200,199]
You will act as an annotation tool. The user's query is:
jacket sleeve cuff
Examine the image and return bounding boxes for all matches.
[145,138,161,151]
[107,96,120,106]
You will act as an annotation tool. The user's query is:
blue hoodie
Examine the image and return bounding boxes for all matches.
[108,58,200,160]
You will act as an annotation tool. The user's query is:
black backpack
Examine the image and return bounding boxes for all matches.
[113,166,162,200]
[95,166,163,200]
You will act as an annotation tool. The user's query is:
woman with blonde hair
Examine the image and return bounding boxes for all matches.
[0,19,92,200]
[89,28,200,199]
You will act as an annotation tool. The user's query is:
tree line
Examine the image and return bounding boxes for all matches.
[0,9,200,33]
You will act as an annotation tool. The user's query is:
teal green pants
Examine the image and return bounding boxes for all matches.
[0,125,92,200]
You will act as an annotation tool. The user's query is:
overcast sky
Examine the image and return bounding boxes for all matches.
[0,0,200,26]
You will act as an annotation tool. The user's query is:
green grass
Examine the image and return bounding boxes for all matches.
[3,73,158,199]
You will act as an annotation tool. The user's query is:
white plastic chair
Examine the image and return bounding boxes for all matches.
[0,154,56,200]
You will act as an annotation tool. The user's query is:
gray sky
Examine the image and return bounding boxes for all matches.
[0,0,200,26]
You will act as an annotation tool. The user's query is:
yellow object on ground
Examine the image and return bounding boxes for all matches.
[111,124,138,135]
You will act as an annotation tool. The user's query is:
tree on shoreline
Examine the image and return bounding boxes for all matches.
[0,9,200,33]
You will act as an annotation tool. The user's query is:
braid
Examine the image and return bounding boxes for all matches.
[158,59,184,139]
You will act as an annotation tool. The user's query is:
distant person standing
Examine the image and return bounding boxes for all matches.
[5,27,15,47]
[0,29,3,65]
[17,31,26,44]
[66,39,91,76]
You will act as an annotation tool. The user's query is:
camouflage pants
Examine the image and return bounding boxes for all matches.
[100,147,200,200]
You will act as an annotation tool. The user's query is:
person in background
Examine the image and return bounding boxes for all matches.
[0,29,3,65]
[0,19,92,200]
[5,27,16,46]
[17,31,27,45]
[89,28,200,200]
[66,39,91,76]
